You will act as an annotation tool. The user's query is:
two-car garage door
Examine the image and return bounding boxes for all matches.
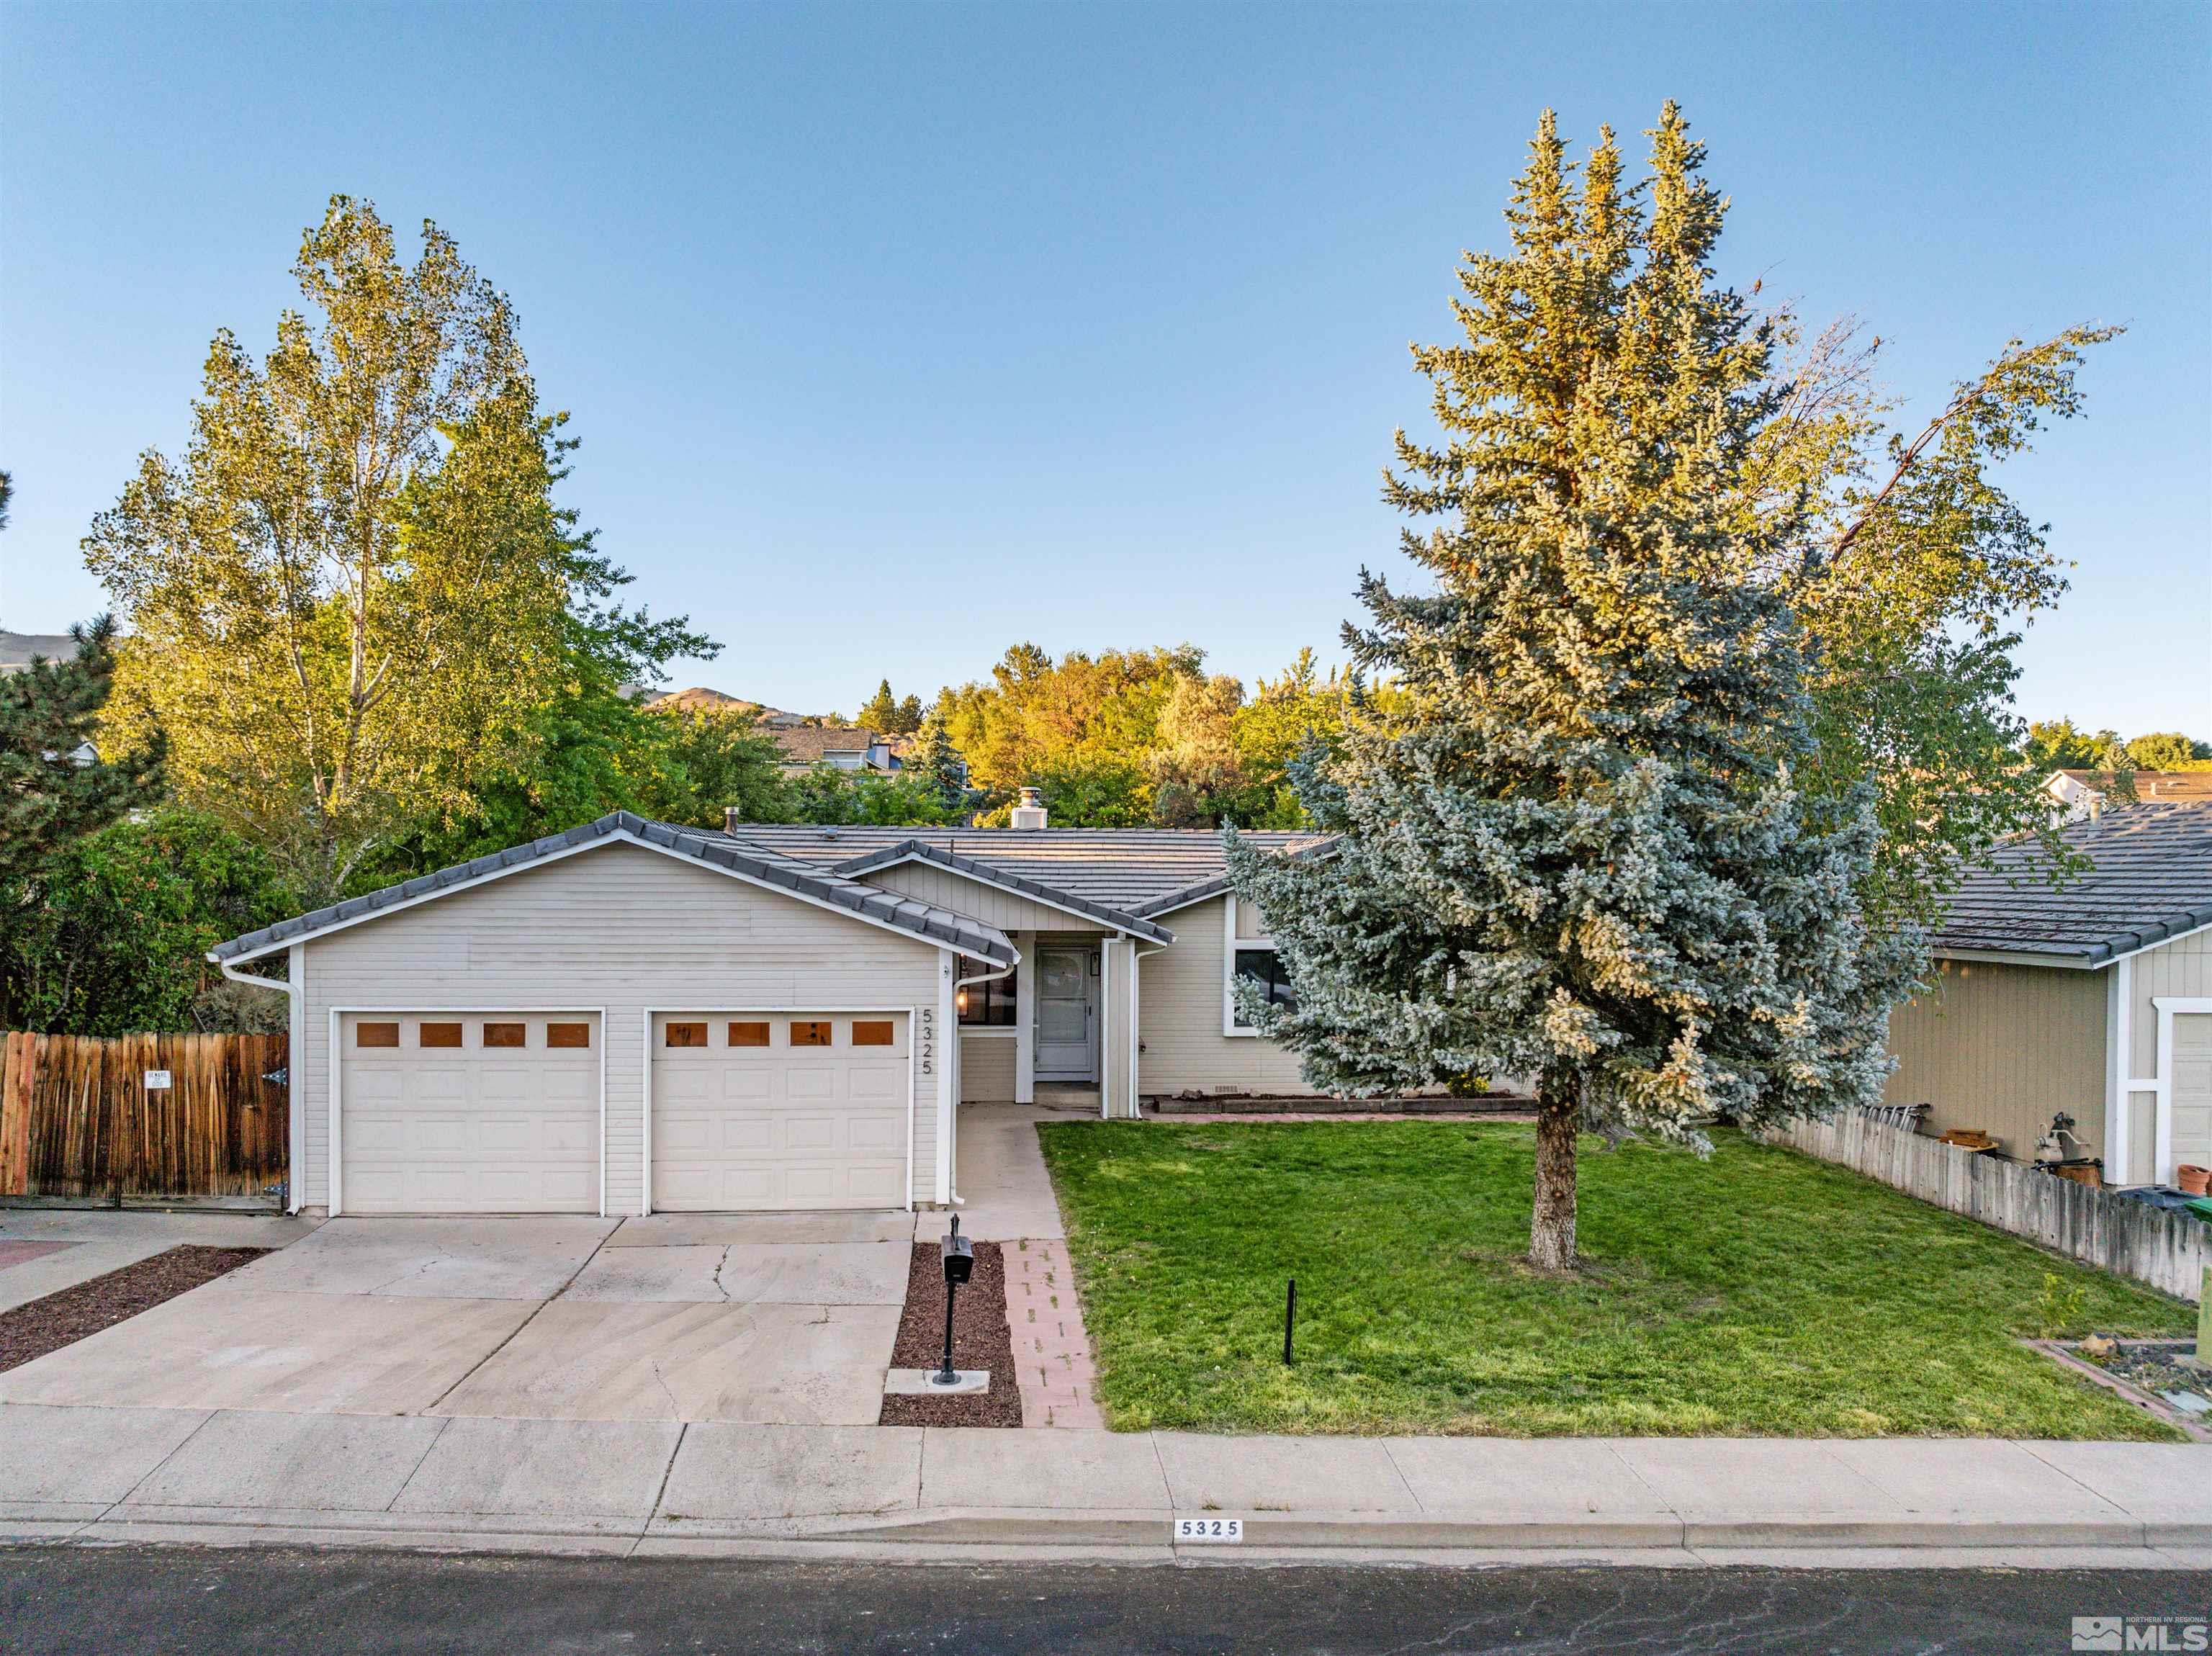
[652,1012,909,1210]
[338,1012,601,1214]
[336,1009,914,1214]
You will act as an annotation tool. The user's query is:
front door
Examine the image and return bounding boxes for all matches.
[1034,945,1098,1081]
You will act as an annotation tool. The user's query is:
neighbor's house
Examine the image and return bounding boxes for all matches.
[1884,802,2212,1187]
[2046,768,2212,823]
[208,806,1324,1220]
[772,725,902,775]
[0,630,78,676]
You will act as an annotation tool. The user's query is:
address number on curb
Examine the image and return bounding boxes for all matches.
[1174,1518,1242,1543]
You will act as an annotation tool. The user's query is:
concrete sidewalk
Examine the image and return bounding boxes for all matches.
[4,1403,2206,1568]
[0,1209,320,1313]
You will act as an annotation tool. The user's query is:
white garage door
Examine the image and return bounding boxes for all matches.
[2172,1013,2212,1179]
[652,1012,909,1211]
[339,1012,601,1214]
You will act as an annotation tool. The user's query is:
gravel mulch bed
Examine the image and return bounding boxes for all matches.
[878,1239,1022,1428]
[0,1245,269,1373]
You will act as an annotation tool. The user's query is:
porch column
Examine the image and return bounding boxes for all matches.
[1101,935,1142,1119]
[1014,930,1036,1104]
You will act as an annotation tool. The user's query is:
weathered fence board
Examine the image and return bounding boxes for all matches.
[0,1032,287,1205]
[1763,1111,2206,1302]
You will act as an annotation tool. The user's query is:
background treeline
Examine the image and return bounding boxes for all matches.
[3,195,2200,1037]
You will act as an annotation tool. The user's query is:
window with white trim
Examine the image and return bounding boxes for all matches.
[1223,896,1295,1034]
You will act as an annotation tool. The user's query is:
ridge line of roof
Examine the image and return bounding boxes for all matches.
[207,812,1016,967]
[825,839,1176,942]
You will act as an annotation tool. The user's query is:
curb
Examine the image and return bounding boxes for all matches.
[6,1504,2206,1566]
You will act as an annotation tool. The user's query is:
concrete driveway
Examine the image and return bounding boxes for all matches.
[0,1211,914,1426]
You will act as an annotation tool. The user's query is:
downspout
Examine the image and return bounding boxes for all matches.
[949,951,1020,1202]
[214,950,305,1215]
[1131,941,1169,1122]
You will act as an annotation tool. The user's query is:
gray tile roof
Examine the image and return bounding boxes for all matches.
[714,824,1331,915]
[828,840,1177,942]
[208,812,1017,967]
[1936,803,2212,965]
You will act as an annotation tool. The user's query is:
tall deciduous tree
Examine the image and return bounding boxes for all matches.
[1229,108,1905,1269]
[84,196,706,897]
[1745,318,2118,929]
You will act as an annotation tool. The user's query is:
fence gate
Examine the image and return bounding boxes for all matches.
[0,1032,289,1206]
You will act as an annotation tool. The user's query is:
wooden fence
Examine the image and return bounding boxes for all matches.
[0,1032,288,1206]
[1762,1110,2206,1302]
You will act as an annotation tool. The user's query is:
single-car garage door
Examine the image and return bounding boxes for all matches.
[652,1012,909,1211]
[339,1012,601,1214]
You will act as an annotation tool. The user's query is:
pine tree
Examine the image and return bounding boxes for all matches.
[858,679,899,732]
[0,618,164,1025]
[908,711,968,815]
[1228,107,1909,1269]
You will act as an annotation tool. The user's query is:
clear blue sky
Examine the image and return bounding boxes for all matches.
[4,3,2206,736]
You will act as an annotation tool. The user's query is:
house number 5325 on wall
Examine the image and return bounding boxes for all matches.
[1173,1518,1242,1542]
[916,1007,936,1077]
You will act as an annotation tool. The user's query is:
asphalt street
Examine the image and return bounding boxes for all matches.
[4,1548,2208,1655]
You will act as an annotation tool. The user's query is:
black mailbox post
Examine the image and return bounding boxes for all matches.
[935,1215,974,1386]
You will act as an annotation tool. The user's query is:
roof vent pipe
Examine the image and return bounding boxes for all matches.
[1011,787,1048,830]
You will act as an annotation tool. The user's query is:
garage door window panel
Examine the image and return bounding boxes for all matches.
[419,1022,464,1048]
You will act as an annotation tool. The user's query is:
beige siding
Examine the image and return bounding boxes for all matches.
[862,863,1110,935]
[2129,927,2212,1079]
[1884,960,2107,1160]
[299,842,943,1215]
[1137,897,1312,1097]
[960,1033,1017,1102]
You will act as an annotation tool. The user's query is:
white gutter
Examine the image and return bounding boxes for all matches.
[215,951,305,1215]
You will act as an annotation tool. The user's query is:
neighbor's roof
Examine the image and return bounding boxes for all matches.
[716,824,1330,917]
[771,726,883,764]
[207,812,1016,967]
[1936,803,2212,966]
[2051,769,2212,804]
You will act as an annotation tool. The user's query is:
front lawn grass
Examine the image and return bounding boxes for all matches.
[1036,1120,2193,1438]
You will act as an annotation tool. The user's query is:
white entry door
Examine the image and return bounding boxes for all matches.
[651,1012,909,1210]
[1034,946,1098,1081]
[338,1012,601,1214]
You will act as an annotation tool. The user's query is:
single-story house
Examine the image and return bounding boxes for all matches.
[1883,801,2212,1187]
[210,808,1325,1219]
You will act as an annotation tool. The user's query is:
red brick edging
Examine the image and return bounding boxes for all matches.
[1001,1236,1103,1428]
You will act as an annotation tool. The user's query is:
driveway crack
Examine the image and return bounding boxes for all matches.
[421,1223,620,1414]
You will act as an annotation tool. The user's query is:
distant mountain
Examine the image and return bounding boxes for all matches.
[0,629,78,675]
[637,686,810,726]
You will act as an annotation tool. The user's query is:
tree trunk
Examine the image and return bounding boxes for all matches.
[1529,1071,1579,1270]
